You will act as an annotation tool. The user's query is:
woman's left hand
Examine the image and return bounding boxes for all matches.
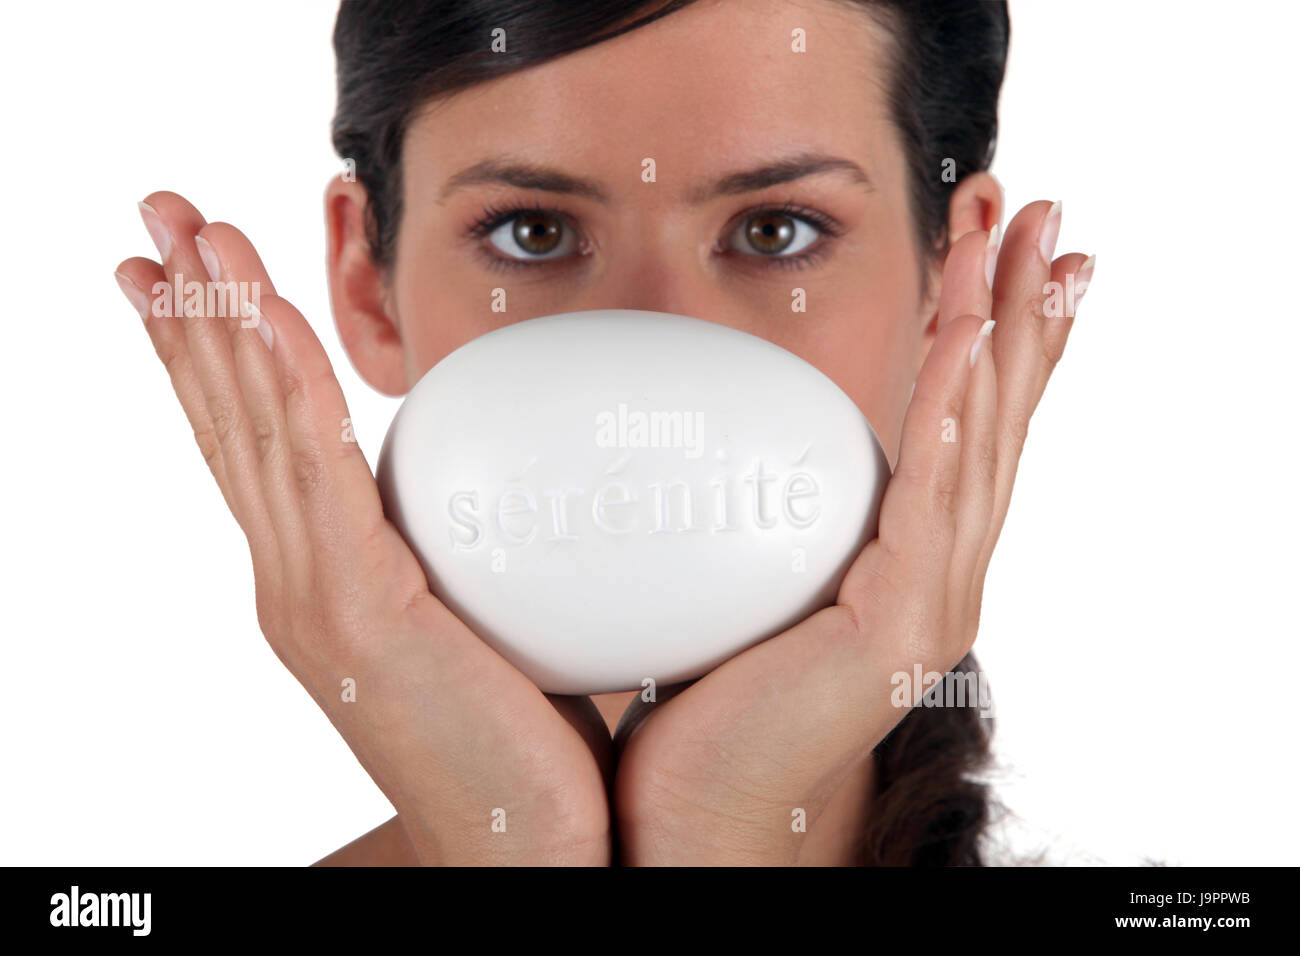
[611,199,1091,864]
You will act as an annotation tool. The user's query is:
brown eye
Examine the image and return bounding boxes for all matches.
[486,210,580,261]
[512,213,562,254]
[746,212,794,253]
[728,210,821,257]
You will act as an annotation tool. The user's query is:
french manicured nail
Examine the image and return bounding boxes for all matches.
[115,271,151,322]
[970,319,995,368]
[246,301,274,351]
[138,201,172,260]
[1037,200,1062,266]
[1074,254,1096,306]
[194,234,221,280]
[984,224,1000,292]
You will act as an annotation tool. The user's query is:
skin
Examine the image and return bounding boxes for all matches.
[114,0,1091,865]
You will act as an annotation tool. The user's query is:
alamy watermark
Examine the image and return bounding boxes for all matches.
[595,403,704,458]
[891,663,994,718]
[149,273,263,328]
[50,886,151,936]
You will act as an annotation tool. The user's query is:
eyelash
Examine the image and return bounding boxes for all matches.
[465,199,844,274]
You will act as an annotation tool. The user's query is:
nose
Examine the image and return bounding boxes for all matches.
[570,230,738,327]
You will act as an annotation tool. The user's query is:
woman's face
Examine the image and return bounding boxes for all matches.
[329,0,994,463]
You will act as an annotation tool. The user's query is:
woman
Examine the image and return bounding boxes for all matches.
[112,0,1092,865]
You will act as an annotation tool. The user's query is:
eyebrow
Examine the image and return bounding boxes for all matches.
[438,150,872,204]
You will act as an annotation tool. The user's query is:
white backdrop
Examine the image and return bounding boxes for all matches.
[2,0,1295,865]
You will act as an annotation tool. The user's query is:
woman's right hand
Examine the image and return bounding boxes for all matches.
[115,190,612,865]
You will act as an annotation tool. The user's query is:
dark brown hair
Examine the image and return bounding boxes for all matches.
[332,0,1011,865]
[858,651,999,865]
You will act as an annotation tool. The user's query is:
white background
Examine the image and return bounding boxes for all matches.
[2,0,1296,865]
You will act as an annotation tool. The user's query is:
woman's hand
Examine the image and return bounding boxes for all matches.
[610,200,1092,865]
[115,191,613,865]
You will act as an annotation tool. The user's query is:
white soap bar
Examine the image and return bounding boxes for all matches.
[376,309,890,695]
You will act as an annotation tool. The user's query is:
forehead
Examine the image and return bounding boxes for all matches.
[404,0,901,202]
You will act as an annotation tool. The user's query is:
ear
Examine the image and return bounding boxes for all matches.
[324,175,408,396]
[915,171,1004,377]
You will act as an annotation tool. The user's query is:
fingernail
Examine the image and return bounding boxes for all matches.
[969,319,995,368]
[1037,200,1062,266]
[115,271,151,322]
[984,225,1000,292]
[1074,254,1096,306]
[138,200,172,260]
[194,234,221,280]
[246,302,274,351]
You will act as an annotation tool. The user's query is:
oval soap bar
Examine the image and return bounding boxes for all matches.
[376,309,890,695]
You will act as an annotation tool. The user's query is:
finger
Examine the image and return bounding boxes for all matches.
[931,226,1001,619]
[936,226,999,331]
[866,313,990,580]
[951,316,997,622]
[139,192,281,579]
[248,291,392,596]
[986,200,1060,512]
[195,222,312,594]
[115,257,237,517]
[196,220,278,299]
[1036,251,1093,398]
[976,247,1092,588]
